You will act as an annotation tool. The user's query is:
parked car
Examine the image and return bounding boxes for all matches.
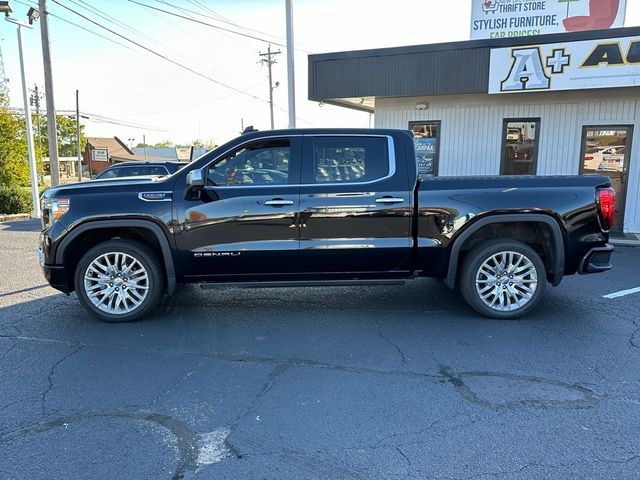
[597,146,625,172]
[583,146,624,171]
[39,129,615,322]
[93,161,186,180]
[506,128,522,142]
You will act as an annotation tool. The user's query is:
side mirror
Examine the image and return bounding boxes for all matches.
[186,169,205,187]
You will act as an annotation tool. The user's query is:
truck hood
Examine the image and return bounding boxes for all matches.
[42,176,171,199]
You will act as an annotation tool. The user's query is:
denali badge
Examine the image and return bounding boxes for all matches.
[194,252,241,257]
[138,192,172,202]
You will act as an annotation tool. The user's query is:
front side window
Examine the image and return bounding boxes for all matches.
[501,119,540,175]
[207,139,290,186]
[311,137,388,184]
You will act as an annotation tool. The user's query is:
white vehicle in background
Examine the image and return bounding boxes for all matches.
[506,128,521,142]
[583,146,624,171]
[598,146,626,173]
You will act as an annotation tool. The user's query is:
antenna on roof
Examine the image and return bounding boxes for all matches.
[242,126,258,135]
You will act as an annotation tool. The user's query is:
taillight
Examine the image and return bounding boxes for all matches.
[585,156,594,161]
[597,187,615,231]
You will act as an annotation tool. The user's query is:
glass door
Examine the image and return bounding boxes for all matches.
[580,126,633,232]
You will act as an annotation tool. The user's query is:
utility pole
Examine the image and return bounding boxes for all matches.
[143,134,147,161]
[259,45,281,130]
[76,89,82,181]
[285,0,296,128]
[30,85,42,161]
[39,0,60,187]
[12,22,40,217]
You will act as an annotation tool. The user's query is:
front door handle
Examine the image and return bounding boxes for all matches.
[375,197,404,204]
[265,198,294,206]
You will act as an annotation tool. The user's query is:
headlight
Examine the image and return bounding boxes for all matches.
[42,197,70,228]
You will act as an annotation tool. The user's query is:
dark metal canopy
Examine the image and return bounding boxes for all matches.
[308,27,640,111]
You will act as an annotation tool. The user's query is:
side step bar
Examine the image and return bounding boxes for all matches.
[200,279,406,290]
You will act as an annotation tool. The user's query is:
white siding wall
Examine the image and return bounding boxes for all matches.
[375,89,640,233]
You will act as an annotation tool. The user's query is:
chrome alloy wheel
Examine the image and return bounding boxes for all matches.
[83,252,149,315]
[475,251,538,312]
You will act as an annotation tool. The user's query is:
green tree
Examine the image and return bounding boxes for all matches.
[34,114,86,158]
[0,94,37,214]
[0,95,29,188]
[153,140,174,148]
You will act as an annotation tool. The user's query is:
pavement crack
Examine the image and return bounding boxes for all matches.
[151,359,206,407]
[438,364,599,411]
[376,319,407,366]
[629,320,640,349]
[228,363,291,437]
[40,344,83,419]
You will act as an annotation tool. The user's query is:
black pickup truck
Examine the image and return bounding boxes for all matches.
[38,128,615,322]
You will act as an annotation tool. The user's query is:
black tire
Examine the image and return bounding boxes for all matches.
[74,239,163,322]
[459,239,546,320]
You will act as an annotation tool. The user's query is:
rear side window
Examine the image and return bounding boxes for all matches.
[311,137,388,184]
[98,169,119,179]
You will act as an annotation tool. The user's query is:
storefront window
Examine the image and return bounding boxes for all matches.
[409,121,440,177]
[580,126,633,231]
[501,119,540,175]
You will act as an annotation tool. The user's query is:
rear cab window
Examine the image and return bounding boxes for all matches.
[303,136,390,184]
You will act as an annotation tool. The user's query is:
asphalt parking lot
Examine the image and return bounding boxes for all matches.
[1,219,639,480]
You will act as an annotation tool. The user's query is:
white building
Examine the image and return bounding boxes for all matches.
[308,27,640,234]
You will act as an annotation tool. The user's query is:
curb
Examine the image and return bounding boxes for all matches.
[0,213,32,223]
[610,234,640,247]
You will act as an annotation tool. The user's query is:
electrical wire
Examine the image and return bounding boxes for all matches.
[50,0,270,104]
[154,0,257,53]
[129,0,296,51]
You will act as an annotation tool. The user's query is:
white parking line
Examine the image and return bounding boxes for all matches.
[603,287,640,299]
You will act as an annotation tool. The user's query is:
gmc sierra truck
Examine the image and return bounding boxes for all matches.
[38,129,615,322]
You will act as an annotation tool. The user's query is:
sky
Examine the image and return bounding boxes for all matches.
[2,0,640,147]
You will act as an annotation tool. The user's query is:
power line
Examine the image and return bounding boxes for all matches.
[70,0,172,49]
[154,0,256,53]
[13,0,141,53]
[129,0,294,50]
[8,106,169,131]
[50,0,269,104]
[181,0,313,54]
[117,80,266,117]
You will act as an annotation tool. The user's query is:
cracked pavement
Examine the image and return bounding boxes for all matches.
[1,220,639,479]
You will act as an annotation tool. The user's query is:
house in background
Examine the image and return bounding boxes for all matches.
[83,137,167,176]
[83,137,135,176]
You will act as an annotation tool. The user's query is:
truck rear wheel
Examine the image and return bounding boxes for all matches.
[74,239,163,322]
[459,240,546,319]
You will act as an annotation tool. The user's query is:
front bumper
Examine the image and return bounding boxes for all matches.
[38,234,72,294]
[579,244,614,274]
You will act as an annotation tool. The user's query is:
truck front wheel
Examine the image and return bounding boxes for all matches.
[459,240,546,319]
[74,239,163,322]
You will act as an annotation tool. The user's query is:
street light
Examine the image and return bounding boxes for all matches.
[4,3,41,218]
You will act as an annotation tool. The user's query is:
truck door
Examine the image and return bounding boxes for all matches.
[175,136,302,279]
[297,134,413,273]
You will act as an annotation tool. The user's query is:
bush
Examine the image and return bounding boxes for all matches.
[0,186,33,215]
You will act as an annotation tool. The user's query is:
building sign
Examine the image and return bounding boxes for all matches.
[489,35,640,94]
[414,138,437,176]
[471,0,627,40]
[92,148,108,162]
[176,147,193,161]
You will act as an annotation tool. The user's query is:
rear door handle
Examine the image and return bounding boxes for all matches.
[265,198,294,206]
[375,197,404,204]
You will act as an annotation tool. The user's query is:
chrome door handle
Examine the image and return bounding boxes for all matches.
[265,199,294,206]
[375,197,404,204]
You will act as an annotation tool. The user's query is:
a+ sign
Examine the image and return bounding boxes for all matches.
[546,48,571,75]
